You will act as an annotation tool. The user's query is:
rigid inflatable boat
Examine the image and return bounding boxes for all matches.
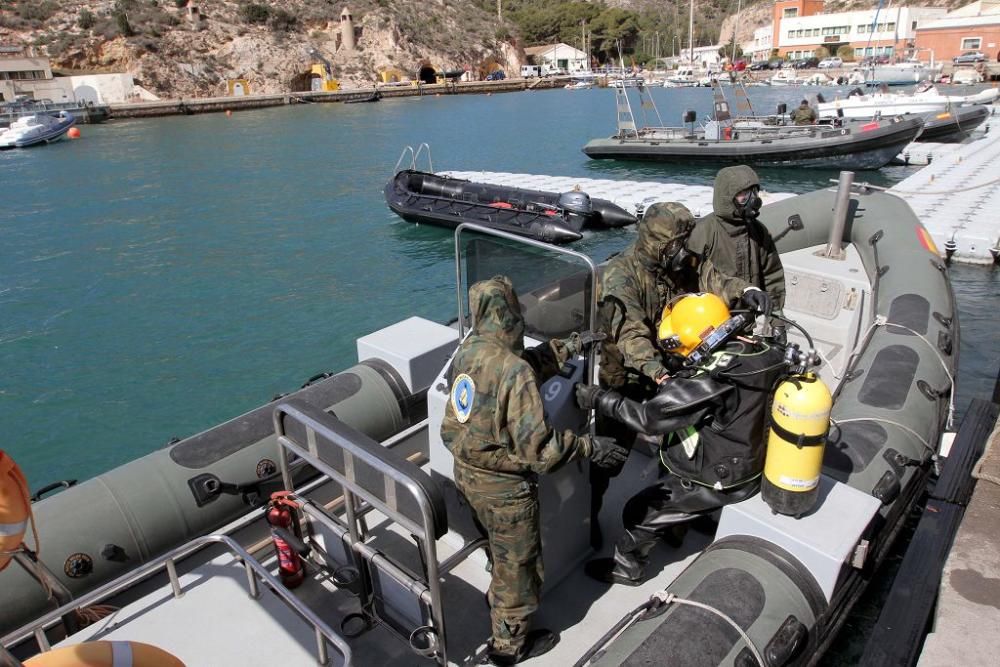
[2,180,963,667]
[584,85,924,170]
[915,104,991,143]
[384,169,637,244]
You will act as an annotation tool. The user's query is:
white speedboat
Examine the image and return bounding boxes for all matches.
[0,111,75,149]
[770,69,805,86]
[565,80,594,90]
[951,68,984,85]
[663,68,699,87]
[817,84,999,119]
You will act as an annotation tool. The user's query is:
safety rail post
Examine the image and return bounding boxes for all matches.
[825,170,854,259]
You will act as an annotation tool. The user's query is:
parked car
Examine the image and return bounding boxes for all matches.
[953,50,986,64]
[859,55,891,66]
[748,61,770,71]
[767,59,785,70]
[818,57,843,69]
[794,57,820,69]
[485,70,506,81]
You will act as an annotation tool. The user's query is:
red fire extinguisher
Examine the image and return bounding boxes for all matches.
[266,491,304,589]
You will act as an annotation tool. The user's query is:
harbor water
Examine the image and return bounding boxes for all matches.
[1,84,997,492]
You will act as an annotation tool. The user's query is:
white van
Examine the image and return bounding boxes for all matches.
[520,65,541,78]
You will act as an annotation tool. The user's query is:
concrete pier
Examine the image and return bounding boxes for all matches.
[107,77,569,120]
[918,421,1000,666]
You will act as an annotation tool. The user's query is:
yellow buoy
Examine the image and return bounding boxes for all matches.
[762,373,832,517]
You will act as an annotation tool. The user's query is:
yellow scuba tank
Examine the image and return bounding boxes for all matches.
[762,373,832,517]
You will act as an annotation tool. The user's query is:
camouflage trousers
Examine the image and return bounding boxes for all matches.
[453,458,542,656]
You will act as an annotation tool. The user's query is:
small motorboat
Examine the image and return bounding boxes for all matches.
[818,83,998,120]
[914,103,991,142]
[584,84,924,170]
[384,168,637,244]
[0,111,74,149]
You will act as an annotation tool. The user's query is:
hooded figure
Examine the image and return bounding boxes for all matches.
[599,202,699,391]
[791,98,817,125]
[686,166,785,313]
[441,276,625,665]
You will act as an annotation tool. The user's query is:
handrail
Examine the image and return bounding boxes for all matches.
[392,145,415,176]
[273,400,450,664]
[2,535,353,667]
[413,143,434,173]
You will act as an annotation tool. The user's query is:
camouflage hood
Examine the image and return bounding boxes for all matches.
[634,202,695,273]
[712,165,760,221]
[470,275,525,352]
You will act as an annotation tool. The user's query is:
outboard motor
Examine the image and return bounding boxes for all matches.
[558,190,594,230]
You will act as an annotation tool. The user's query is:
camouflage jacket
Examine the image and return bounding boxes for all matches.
[599,202,698,387]
[687,166,786,310]
[790,105,817,125]
[440,276,591,476]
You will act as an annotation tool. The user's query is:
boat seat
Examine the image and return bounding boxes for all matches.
[274,400,465,663]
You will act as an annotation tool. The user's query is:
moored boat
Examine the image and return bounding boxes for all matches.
[0,112,75,149]
[817,83,999,120]
[583,85,924,169]
[384,165,637,244]
[916,104,991,142]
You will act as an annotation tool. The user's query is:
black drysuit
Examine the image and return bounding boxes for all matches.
[591,340,787,581]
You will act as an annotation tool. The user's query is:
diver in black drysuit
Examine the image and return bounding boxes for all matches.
[577,338,788,585]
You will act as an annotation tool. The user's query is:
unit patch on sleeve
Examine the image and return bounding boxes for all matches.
[450,373,476,423]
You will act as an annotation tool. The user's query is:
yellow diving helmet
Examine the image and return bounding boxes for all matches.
[658,293,731,356]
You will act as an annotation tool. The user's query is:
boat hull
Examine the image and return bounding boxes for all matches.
[582,116,924,170]
[916,104,990,142]
[383,170,636,244]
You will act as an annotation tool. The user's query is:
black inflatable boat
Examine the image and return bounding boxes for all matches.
[384,169,637,244]
[916,104,990,143]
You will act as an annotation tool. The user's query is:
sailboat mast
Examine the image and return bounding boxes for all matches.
[689,0,694,64]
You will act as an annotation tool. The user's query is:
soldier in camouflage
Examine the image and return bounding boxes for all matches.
[441,276,626,666]
[686,165,786,314]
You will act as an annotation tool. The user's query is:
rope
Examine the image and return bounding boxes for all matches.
[890,174,1000,196]
[651,591,768,666]
[832,417,934,454]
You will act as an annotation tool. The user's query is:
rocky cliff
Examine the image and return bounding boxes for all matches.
[0,0,523,98]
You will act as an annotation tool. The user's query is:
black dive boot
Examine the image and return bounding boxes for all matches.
[484,629,559,665]
[585,525,687,586]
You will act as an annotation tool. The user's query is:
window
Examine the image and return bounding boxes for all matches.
[783,8,798,18]
[887,22,895,32]
[912,21,917,30]
[855,47,866,56]
[858,25,868,34]
[788,30,795,39]
[961,37,982,50]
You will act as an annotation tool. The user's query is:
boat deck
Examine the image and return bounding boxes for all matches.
[52,449,708,666]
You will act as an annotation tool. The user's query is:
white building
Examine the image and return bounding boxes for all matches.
[523,43,589,73]
[746,26,775,62]
[778,7,948,60]
[682,44,724,70]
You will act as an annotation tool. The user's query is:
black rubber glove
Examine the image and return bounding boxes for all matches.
[742,287,771,314]
[589,436,628,470]
[575,383,606,410]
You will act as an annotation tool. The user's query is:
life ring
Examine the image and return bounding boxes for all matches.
[24,641,186,667]
[0,450,31,572]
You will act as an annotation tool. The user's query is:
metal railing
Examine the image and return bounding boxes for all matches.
[2,535,353,667]
[274,400,458,665]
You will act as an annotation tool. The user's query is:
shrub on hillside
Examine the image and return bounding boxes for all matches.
[269,8,298,32]
[78,9,96,30]
[239,3,271,25]
[17,0,59,23]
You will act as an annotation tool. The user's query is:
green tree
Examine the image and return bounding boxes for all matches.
[813,46,830,59]
[78,9,96,30]
[837,45,856,62]
[239,3,271,25]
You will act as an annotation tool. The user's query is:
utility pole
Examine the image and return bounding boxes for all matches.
[689,0,695,65]
[497,0,501,21]
[732,0,742,61]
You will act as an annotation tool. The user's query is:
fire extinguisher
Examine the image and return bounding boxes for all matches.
[266,491,304,589]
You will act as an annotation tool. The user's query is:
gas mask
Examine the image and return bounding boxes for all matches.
[733,186,762,221]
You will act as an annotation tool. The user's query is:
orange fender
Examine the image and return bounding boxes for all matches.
[25,641,186,667]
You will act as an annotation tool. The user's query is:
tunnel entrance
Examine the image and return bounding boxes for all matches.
[418,65,437,84]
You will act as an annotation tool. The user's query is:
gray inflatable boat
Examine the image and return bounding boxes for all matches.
[581,182,957,666]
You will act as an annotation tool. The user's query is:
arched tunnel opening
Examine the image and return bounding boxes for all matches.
[418,65,437,84]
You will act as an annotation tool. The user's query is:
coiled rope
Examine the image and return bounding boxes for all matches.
[651,591,767,666]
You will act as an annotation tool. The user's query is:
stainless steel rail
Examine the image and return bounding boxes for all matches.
[2,534,353,667]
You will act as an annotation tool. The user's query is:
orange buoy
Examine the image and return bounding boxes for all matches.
[24,641,185,667]
[67,127,81,140]
[0,450,31,572]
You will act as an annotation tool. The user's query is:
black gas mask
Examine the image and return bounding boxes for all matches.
[733,186,762,221]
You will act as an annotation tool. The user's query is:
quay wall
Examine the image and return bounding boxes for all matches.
[108,77,565,120]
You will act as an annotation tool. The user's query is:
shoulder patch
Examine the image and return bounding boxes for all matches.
[450,373,476,423]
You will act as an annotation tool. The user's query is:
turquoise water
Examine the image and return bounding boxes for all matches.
[1,86,997,491]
